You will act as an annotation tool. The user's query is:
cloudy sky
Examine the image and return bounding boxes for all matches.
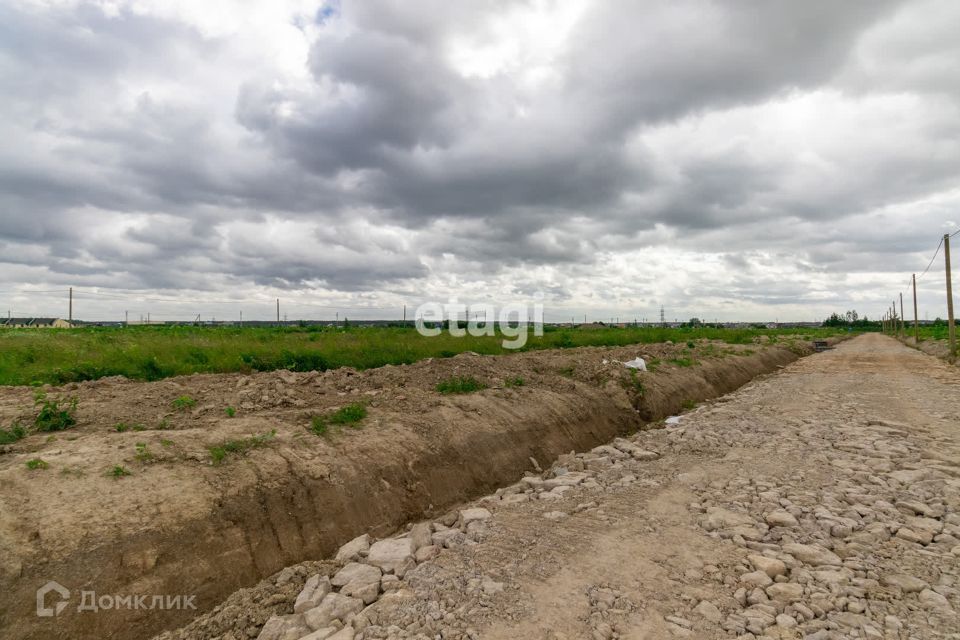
[2,0,959,323]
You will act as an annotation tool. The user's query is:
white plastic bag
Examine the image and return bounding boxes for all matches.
[623,357,647,371]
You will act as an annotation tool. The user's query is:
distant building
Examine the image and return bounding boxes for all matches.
[1,317,73,328]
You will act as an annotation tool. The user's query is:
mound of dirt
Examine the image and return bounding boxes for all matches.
[0,338,822,640]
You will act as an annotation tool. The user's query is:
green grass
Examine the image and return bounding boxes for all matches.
[504,376,525,388]
[26,458,49,470]
[110,465,131,478]
[172,395,196,411]
[436,376,487,394]
[668,357,695,367]
[34,392,77,432]
[209,429,276,465]
[134,442,154,463]
[224,406,236,418]
[0,324,846,387]
[310,403,368,436]
[0,422,26,444]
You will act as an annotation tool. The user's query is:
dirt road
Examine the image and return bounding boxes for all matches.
[161,334,960,640]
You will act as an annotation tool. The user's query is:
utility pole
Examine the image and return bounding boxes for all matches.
[68,287,73,325]
[240,310,242,326]
[912,273,919,343]
[945,233,956,358]
[125,310,128,325]
[403,304,406,326]
[899,293,905,338]
[276,298,280,324]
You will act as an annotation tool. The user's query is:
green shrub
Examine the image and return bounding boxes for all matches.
[435,377,487,394]
[172,395,196,411]
[504,376,525,388]
[225,406,236,418]
[34,393,77,432]
[26,458,49,470]
[0,422,26,444]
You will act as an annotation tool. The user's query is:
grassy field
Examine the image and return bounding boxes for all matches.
[0,324,846,386]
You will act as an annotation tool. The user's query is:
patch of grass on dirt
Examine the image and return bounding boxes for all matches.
[26,458,49,470]
[436,376,487,394]
[224,406,236,418]
[557,366,575,378]
[110,465,131,478]
[172,395,196,411]
[134,442,154,463]
[114,422,146,433]
[0,422,26,444]
[504,376,525,388]
[627,369,644,395]
[34,392,77,432]
[668,357,695,367]
[209,429,277,465]
[681,399,697,410]
[310,403,368,436]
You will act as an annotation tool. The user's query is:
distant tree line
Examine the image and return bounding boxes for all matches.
[822,310,879,329]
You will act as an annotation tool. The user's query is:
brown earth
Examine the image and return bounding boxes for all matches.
[151,334,959,640]
[0,337,815,640]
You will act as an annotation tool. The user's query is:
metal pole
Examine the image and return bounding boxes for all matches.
[68,287,73,325]
[945,234,956,358]
[912,273,919,343]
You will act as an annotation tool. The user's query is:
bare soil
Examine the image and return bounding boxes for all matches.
[0,338,809,640]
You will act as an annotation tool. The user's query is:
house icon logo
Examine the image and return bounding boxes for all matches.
[36,581,70,617]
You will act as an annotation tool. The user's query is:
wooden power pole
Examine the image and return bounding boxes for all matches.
[912,273,919,343]
[899,293,905,338]
[945,234,956,358]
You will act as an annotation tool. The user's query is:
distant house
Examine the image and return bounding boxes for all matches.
[0,317,73,328]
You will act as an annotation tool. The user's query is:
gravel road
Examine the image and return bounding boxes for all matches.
[168,333,960,640]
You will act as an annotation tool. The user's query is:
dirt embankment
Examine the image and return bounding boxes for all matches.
[902,336,958,364]
[0,338,823,640]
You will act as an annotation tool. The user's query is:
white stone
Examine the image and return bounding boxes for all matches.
[335,534,370,562]
[294,575,332,613]
[366,538,415,574]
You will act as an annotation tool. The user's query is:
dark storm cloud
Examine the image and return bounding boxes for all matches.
[1,0,958,320]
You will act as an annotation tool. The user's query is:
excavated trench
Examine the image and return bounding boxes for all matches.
[1,341,819,640]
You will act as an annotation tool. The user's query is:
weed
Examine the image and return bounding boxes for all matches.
[0,422,26,444]
[224,406,236,418]
[34,392,77,432]
[26,458,49,470]
[110,465,131,478]
[310,403,367,435]
[435,376,487,394]
[627,369,644,395]
[209,430,277,465]
[557,366,576,378]
[668,357,695,367]
[114,422,146,432]
[681,399,697,410]
[172,395,196,411]
[686,341,696,349]
[160,439,173,447]
[310,415,328,436]
[504,376,525,388]
[134,442,154,463]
